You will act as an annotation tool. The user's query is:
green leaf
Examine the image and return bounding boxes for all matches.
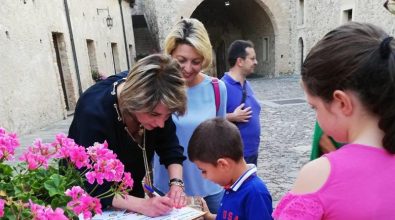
[50,195,70,208]
[0,163,12,181]
[0,182,13,196]
[44,174,66,197]
[13,184,27,198]
[20,208,32,219]
[4,206,18,220]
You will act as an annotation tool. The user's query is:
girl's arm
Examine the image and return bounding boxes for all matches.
[292,157,330,193]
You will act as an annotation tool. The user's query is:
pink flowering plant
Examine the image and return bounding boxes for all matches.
[0,128,133,219]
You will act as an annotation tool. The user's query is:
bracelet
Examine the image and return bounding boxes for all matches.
[169,178,185,190]
[169,178,183,184]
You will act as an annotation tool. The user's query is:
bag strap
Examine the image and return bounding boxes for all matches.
[240,81,247,104]
[211,78,220,115]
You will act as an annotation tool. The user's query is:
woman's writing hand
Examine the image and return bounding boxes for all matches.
[167,185,187,208]
[140,196,174,217]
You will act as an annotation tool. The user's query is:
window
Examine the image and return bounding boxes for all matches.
[298,0,304,25]
[342,9,353,23]
[111,43,121,74]
[86,39,98,77]
[262,37,269,62]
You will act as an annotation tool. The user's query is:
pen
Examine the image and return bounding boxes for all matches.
[144,184,161,197]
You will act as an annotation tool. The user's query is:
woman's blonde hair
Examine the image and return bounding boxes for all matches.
[164,18,213,71]
[119,54,187,116]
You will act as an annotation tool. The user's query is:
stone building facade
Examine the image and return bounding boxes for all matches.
[1,0,394,134]
[135,0,395,77]
[1,0,136,134]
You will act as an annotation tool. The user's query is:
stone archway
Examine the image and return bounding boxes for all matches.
[190,0,275,77]
[141,0,291,76]
[188,0,291,77]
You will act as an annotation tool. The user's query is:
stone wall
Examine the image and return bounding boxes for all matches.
[141,0,203,51]
[297,0,395,68]
[0,0,135,134]
[140,0,394,77]
[139,0,293,77]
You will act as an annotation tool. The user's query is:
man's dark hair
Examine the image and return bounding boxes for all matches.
[188,118,244,165]
[227,40,255,67]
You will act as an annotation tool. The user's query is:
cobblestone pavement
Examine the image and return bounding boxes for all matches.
[17,75,315,207]
[250,75,315,205]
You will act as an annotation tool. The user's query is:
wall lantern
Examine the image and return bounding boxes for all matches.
[225,1,230,6]
[106,14,113,28]
[97,8,113,29]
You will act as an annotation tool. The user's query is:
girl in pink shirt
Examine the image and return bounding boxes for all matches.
[273,22,395,219]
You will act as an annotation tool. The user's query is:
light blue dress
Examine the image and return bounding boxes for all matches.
[153,74,227,210]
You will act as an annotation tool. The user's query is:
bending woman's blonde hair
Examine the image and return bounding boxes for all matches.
[119,54,187,117]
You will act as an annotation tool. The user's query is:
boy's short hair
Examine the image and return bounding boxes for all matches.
[188,118,244,165]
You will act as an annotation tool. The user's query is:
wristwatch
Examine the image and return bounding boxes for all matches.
[169,178,185,190]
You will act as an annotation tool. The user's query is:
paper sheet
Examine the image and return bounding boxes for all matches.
[89,206,205,220]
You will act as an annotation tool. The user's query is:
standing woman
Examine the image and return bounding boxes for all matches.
[153,18,227,213]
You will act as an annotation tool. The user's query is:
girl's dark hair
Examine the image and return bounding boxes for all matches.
[302,22,395,154]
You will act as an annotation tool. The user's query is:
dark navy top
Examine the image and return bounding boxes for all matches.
[217,165,273,220]
[221,73,261,157]
[68,71,186,208]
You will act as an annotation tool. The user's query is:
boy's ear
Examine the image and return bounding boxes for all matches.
[332,90,353,116]
[216,158,230,169]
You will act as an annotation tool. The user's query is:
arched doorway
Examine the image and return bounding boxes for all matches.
[216,40,226,78]
[191,0,276,77]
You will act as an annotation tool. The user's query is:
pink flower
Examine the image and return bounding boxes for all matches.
[85,158,124,185]
[19,139,55,170]
[68,145,90,169]
[85,171,99,185]
[86,141,116,162]
[53,133,78,159]
[99,74,107,81]
[45,208,68,220]
[29,200,68,220]
[123,172,133,188]
[19,150,48,170]
[65,186,85,200]
[84,142,125,185]
[33,139,51,156]
[118,172,134,194]
[0,127,20,161]
[66,188,102,220]
[0,199,5,217]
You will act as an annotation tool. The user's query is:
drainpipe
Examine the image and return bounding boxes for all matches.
[64,0,83,95]
[119,0,130,70]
